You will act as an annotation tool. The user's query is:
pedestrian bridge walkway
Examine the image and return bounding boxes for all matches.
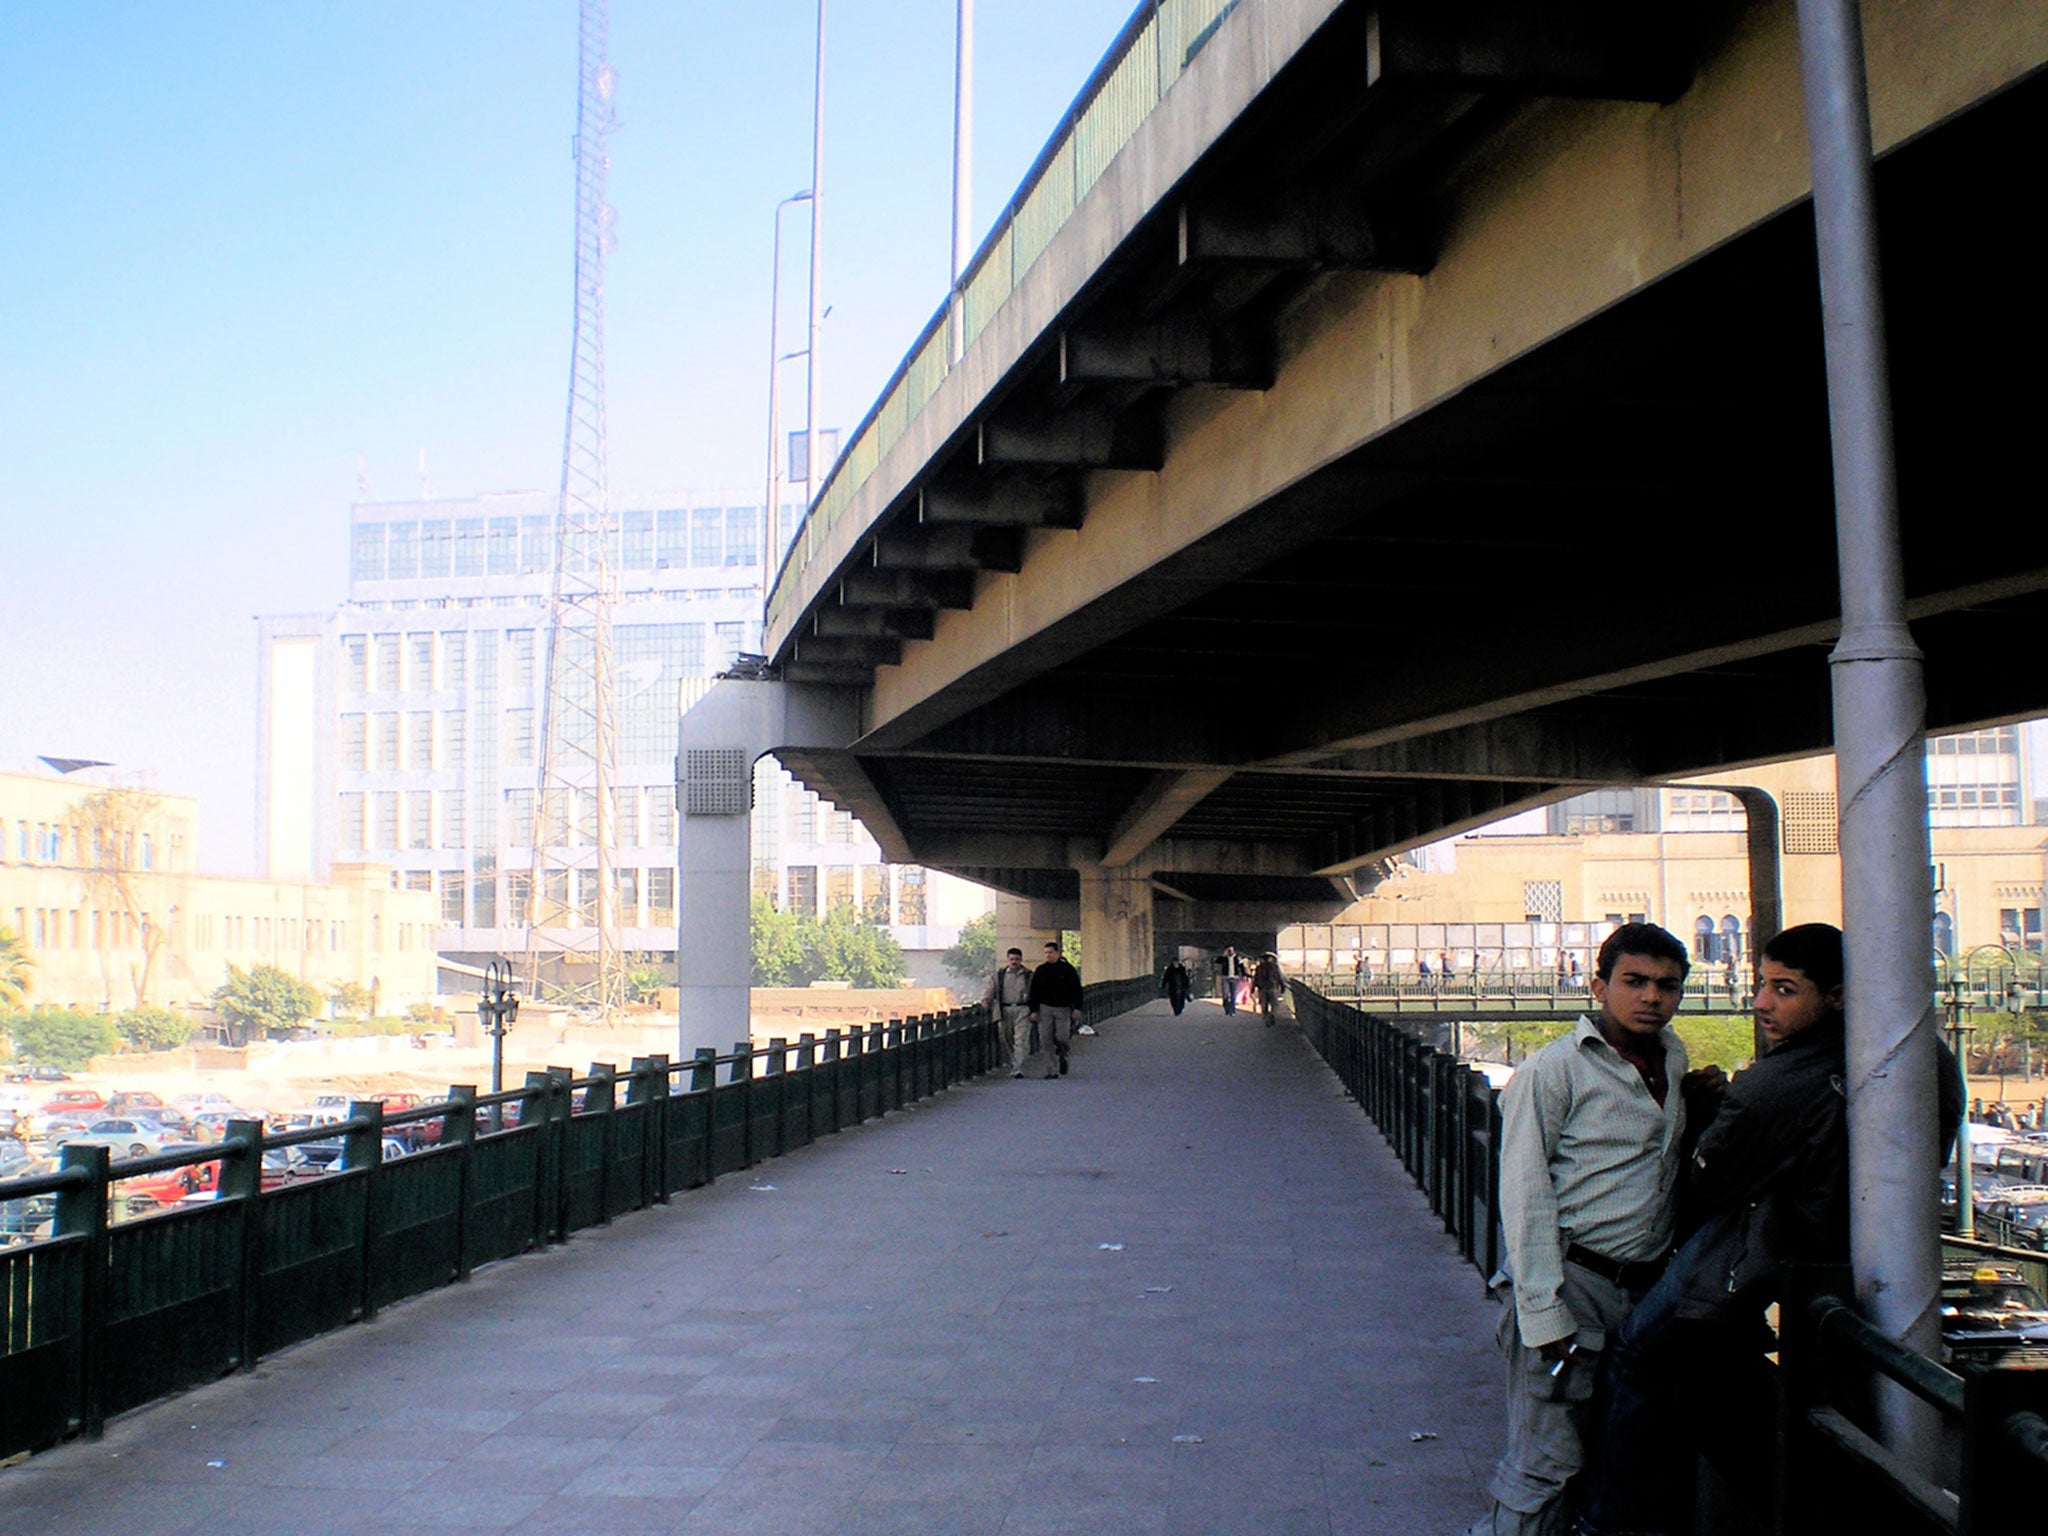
[4,1000,1499,1536]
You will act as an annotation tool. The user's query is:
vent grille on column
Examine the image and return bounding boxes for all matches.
[684,748,750,816]
[1781,791,1839,855]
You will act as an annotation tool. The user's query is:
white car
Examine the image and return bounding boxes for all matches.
[60,1119,176,1159]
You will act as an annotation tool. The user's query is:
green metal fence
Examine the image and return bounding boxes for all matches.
[0,1004,1007,1459]
[766,0,1239,637]
[0,978,1160,1461]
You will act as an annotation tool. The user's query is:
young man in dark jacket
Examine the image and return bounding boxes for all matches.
[1573,923,1961,1536]
[1027,941,1083,1078]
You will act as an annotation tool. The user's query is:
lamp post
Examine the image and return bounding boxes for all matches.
[764,189,814,572]
[1944,971,1974,1238]
[804,0,828,517]
[479,959,520,1131]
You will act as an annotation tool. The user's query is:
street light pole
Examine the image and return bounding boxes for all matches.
[952,0,974,283]
[765,190,813,575]
[804,0,828,510]
[479,959,520,1132]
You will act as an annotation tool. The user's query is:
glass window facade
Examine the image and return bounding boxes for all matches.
[691,507,722,567]
[724,507,758,567]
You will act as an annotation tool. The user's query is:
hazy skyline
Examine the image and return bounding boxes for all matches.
[0,1,1135,873]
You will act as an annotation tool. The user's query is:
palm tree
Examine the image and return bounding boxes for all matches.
[0,925,31,1008]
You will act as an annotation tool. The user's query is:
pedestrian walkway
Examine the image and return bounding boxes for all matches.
[2,1000,1501,1536]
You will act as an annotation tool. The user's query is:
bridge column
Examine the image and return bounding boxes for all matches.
[1076,861,1153,983]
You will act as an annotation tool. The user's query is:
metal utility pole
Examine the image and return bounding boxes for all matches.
[952,0,974,283]
[527,0,623,1017]
[1794,0,1941,1459]
[804,0,827,503]
[765,190,812,577]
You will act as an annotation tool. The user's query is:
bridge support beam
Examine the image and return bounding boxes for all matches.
[675,680,861,1059]
[1077,860,1154,984]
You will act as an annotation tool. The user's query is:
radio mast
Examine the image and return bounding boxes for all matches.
[525,0,622,1014]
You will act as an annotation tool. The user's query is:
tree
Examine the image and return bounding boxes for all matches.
[329,981,373,1018]
[211,964,321,1044]
[751,895,811,987]
[115,1005,192,1052]
[943,912,999,982]
[74,784,180,1008]
[812,904,907,989]
[625,963,666,1004]
[5,1008,119,1071]
[0,926,31,1008]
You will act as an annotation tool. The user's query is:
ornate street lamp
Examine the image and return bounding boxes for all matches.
[479,959,520,1130]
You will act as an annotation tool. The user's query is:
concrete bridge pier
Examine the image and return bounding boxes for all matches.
[1076,857,1153,981]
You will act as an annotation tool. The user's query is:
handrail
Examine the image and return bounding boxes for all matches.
[1808,1291,1966,1418]
[765,0,1239,637]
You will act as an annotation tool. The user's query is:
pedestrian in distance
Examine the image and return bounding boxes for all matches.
[985,948,1034,1079]
[1467,923,1708,1536]
[1573,924,1961,1536]
[1252,951,1284,1027]
[1161,958,1191,1016]
[1215,946,1239,1015]
[1027,940,1083,1078]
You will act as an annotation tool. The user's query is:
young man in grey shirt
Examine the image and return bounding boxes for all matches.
[1466,922,1713,1536]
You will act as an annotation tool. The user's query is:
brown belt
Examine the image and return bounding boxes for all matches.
[1565,1242,1667,1293]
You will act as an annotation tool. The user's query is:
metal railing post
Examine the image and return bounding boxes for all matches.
[692,1046,717,1186]
[345,1101,386,1322]
[221,1118,264,1371]
[54,1144,109,1440]
[444,1085,478,1281]
[587,1064,617,1225]
[631,1055,669,1204]
[732,1042,754,1168]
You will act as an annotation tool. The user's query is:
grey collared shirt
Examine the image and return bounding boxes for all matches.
[1497,1016,1688,1348]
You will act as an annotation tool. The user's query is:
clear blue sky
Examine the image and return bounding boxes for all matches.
[0,1,1136,872]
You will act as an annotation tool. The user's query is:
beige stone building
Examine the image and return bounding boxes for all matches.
[1281,731,2048,981]
[0,768,437,1017]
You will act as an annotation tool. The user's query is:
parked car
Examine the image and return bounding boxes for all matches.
[1941,1262,2048,1365]
[39,1089,107,1117]
[259,1145,326,1190]
[60,1119,176,1159]
[5,1066,70,1083]
[104,1090,165,1115]
[115,1149,222,1209]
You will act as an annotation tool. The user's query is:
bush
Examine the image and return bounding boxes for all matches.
[750,896,906,988]
[625,964,666,1004]
[5,1008,120,1071]
[212,964,322,1044]
[1673,1014,1757,1074]
[115,1005,192,1052]
[943,912,999,982]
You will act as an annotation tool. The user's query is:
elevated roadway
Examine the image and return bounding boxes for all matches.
[689,0,2048,988]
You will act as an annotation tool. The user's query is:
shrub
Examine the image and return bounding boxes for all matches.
[6,1008,120,1070]
[115,1005,192,1052]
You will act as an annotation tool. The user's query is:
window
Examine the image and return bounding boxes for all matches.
[375,633,402,691]
[441,631,466,689]
[613,785,639,848]
[691,506,722,567]
[576,869,600,923]
[724,506,758,567]
[504,788,535,845]
[373,792,400,850]
[386,521,419,579]
[715,622,744,671]
[419,519,452,577]
[407,633,434,690]
[441,711,465,769]
[648,787,675,844]
[825,866,856,910]
[657,509,689,569]
[440,873,466,924]
[507,709,534,767]
[786,866,817,914]
[508,871,532,924]
[405,794,431,849]
[791,791,817,844]
[473,877,497,929]
[622,509,654,569]
[896,866,927,926]
[506,630,535,688]
[454,518,486,576]
[341,635,368,691]
[339,793,365,848]
[375,713,401,770]
[340,715,367,770]
[487,517,518,575]
[1523,881,1562,924]
[352,522,386,581]
[436,791,463,848]
[647,867,674,923]
[409,711,435,769]
[521,515,552,574]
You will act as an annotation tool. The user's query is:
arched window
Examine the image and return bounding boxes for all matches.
[1694,914,1718,965]
[1932,912,1956,957]
[1721,914,1743,963]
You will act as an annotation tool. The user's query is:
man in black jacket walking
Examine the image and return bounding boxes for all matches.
[1028,941,1083,1079]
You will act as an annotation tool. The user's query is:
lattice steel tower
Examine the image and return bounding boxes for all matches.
[525,0,623,1013]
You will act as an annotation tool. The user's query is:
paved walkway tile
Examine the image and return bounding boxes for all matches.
[0,1001,1501,1536]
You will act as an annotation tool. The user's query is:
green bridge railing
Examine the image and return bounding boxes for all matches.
[0,978,1154,1461]
[1289,981,2048,1536]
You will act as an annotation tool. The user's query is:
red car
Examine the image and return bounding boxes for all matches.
[40,1089,106,1116]
[116,1153,221,1209]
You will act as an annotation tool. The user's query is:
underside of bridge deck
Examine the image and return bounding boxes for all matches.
[747,0,2045,955]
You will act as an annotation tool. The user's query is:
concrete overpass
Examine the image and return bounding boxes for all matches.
[682,0,2048,1026]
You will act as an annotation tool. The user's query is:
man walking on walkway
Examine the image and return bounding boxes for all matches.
[986,948,1034,1078]
[1028,940,1083,1078]
[1467,923,1693,1536]
[1215,946,1239,1014]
